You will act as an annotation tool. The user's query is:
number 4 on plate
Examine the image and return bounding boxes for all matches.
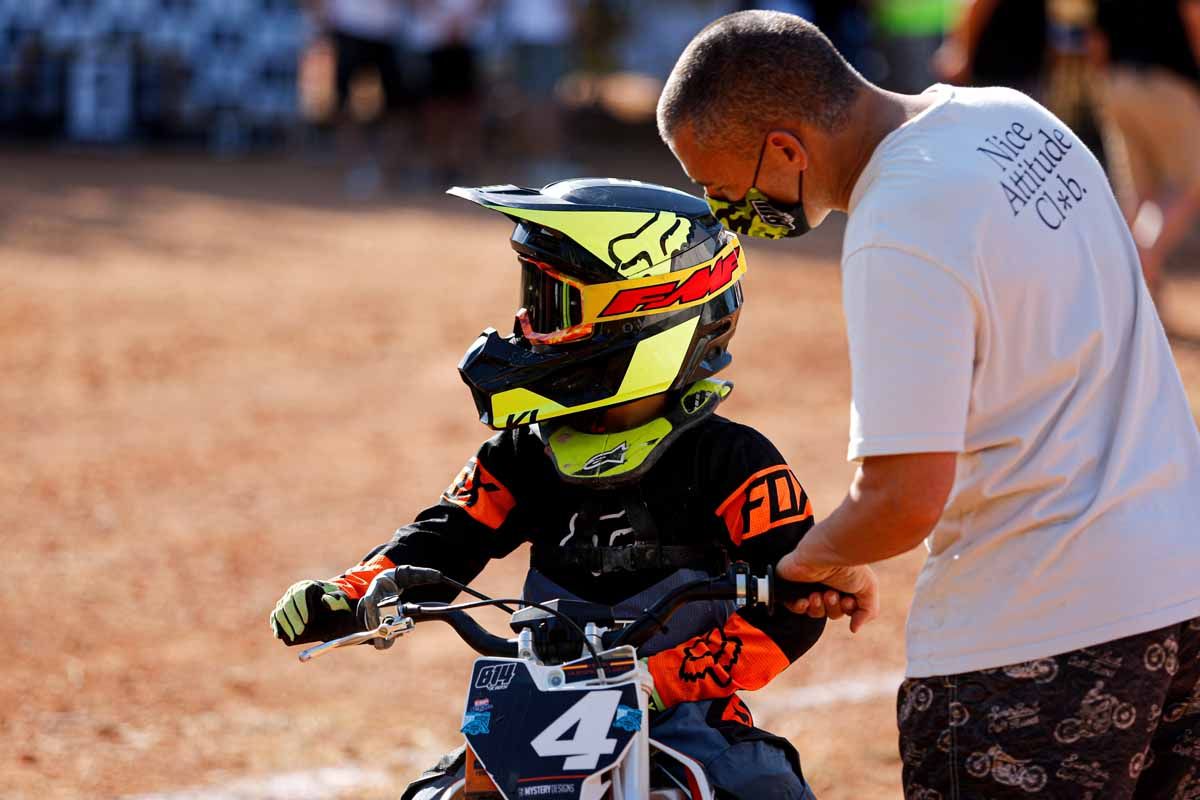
[530,691,622,770]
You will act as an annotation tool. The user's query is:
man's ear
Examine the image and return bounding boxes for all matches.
[766,130,808,169]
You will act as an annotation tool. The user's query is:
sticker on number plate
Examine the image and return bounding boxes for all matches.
[612,705,642,732]
[463,658,641,800]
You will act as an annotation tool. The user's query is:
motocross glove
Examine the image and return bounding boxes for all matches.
[270,580,359,646]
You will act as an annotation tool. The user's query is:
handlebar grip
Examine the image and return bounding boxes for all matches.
[771,574,828,610]
[391,565,445,590]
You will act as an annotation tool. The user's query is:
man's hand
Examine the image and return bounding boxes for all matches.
[776,556,879,634]
[270,580,359,646]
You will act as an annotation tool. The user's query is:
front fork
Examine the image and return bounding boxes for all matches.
[576,662,654,800]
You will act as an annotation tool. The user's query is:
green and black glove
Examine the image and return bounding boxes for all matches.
[269,580,360,646]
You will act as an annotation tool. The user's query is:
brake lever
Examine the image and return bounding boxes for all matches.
[298,615,416,663]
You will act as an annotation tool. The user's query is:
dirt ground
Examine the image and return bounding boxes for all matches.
[3,151,1199,800]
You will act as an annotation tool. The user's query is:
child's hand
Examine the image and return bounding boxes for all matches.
[269,580,359,646]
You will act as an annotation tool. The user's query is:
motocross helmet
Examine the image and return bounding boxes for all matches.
[450,178,746,429]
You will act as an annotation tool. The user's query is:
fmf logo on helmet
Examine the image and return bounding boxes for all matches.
[598,246,741,318]
[475,663,518,691]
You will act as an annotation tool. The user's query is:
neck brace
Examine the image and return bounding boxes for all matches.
[536,379,733,486]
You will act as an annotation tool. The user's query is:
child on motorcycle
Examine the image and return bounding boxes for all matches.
[270,179,826,799]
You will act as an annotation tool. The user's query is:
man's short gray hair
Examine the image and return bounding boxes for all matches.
[658,10,864,150]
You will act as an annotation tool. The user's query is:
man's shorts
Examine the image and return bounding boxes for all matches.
[898,616,1200,799]
[1099,67,1200,207]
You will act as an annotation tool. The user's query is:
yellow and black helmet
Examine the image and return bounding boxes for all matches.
[450,178,746,429]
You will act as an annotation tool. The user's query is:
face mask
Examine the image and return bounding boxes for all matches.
[705,137,811,240]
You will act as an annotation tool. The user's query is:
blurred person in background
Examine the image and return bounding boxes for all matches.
[1091,0,1200,312]
[932,0,1049,97]
[312,0,410,195]
[500,0,579,184]
[1039,0,1108,163]
[873,0,956,92]
[409,0,494,186]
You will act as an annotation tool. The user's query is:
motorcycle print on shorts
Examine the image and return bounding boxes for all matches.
[1145,638,1181,676]
[900,683,934,723]
[1002,658,1059,684]
[1054,681,1137,744]
[966,744,1049,793]
[1165,677,1200,723]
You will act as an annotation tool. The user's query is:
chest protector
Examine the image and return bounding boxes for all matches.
[525,379,736,653]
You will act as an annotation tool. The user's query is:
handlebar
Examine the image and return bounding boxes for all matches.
[407,607,519,658]
[299,564,827,664]
[605,570,825,650]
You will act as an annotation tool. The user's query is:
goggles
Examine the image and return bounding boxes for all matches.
[516,236,746,345]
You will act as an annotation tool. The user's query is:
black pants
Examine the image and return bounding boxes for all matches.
[898,617,1200,799]
[333,31,406,113]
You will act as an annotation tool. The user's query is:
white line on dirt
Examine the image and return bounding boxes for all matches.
[753,671,905,725]
[124,764,392,800]
[124,673,904,799]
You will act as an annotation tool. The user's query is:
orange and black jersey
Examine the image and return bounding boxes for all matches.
[330,414,824,709]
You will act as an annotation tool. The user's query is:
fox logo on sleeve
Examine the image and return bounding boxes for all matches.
[680,628,744,687]
[442,457,517,530]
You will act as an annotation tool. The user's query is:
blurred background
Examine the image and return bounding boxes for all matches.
[2,1,1199,798]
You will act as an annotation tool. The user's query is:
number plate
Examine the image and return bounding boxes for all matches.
[462,658,642,800]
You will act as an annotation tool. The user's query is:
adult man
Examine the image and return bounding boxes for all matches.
[658,10,1200,798]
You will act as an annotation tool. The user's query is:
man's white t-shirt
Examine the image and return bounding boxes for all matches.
[843,85,1200,678]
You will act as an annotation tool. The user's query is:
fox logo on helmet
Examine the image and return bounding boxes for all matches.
[608,211,694,277]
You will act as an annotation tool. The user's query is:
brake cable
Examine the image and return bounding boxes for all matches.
[437,574,517,615]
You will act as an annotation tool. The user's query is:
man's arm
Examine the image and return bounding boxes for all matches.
[785,453,955,568]
[777,245,975,631]
[776,452,955,632]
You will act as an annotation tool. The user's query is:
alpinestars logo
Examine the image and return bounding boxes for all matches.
[581,442,629,475]
[679,628,743,687]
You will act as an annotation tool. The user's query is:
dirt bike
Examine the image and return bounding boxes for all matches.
[299,562,812,800]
